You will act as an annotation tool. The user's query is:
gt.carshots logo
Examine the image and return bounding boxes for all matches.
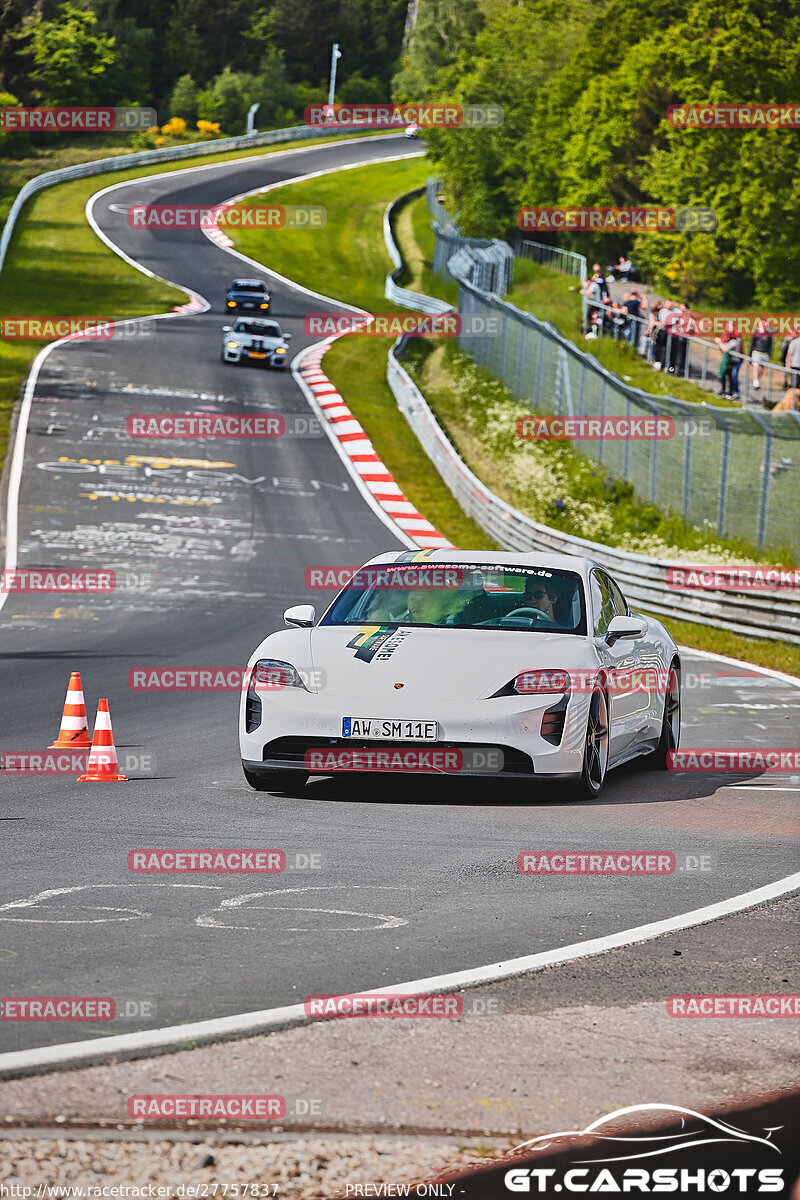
[504,1104,784,1193]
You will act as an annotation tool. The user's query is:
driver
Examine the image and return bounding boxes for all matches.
[523,574,575,624]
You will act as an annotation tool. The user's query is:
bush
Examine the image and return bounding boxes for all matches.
[0,91,27,157]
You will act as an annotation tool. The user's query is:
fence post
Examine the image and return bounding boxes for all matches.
[597,378,607,464]
[682,423,692,520]
[623,397,632,478]
[716,419,731,538]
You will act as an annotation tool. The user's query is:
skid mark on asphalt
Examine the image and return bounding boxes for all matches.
[0,884,222,923]
[0,884,411,934]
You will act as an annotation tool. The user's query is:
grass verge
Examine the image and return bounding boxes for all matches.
[0,131,387,474]
[229,165,798,675]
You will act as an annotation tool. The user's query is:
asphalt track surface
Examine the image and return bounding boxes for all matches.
[1,134,799,1055]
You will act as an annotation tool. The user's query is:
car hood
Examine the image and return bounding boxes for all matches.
[229,333,283,347]
[304,624,591,700]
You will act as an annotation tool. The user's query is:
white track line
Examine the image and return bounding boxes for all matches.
[1,142,799,1079]
[1,870,798,1078]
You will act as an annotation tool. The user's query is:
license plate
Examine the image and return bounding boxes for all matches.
[247,351,266,359]
[342,717,438,741]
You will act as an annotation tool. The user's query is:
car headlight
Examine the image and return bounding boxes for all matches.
[249,659,309,693]
[259,302,270,309]
[513,669,571,694]
[275,346,287,354]
[226,340,239,349]
[227,300,236,307]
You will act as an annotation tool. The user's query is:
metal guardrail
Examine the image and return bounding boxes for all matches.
[382,188,800,642]
[0,123,356,274]
[383,191,452,315]
[387,342,800,642]
[426,181,800,557]
[517,237,587,282]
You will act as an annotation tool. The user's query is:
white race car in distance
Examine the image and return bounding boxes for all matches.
[221,318,292,368]
[239,551,681,799]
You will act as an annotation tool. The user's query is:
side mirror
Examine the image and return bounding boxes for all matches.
[284,604,315,628]
[284,332,293,340]
[606,614,647,645]
[222,325,232,332]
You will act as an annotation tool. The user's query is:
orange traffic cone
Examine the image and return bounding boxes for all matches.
[78,698,128,782]
[49,671,91,749]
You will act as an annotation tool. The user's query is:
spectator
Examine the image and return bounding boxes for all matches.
[608,254,634,282]
[786,325,800,391]
[580,272,607,332]
[608,300,628,340]
[715,322,738,397]
[780,331,793,389]
[649,302,667,369]
[729,325,745,400]
[749,319,773,392]
[663,304,685,373]
[622,290,647,350]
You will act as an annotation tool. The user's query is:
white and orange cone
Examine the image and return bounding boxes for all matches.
[49,671,91,749]
[78,698,128,782]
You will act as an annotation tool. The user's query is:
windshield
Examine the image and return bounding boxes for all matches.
[320,563,586,634]
[232,282,265,292]
[233,321,280,336]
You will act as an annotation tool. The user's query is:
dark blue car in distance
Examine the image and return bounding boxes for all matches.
[226,278,271,312]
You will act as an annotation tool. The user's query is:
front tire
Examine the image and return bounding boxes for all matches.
[646,660,681,769]
[242,765,307,793]
[574,687,609,799]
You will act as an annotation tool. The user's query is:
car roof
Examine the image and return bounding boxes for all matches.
[362,549,602,580]
[232,317,280,330]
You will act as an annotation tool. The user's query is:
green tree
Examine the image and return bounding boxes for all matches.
[170,74,199,123]
[14,2,116,106]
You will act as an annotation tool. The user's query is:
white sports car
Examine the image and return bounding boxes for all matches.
[239,550,681,798]
[221,318,292,368]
